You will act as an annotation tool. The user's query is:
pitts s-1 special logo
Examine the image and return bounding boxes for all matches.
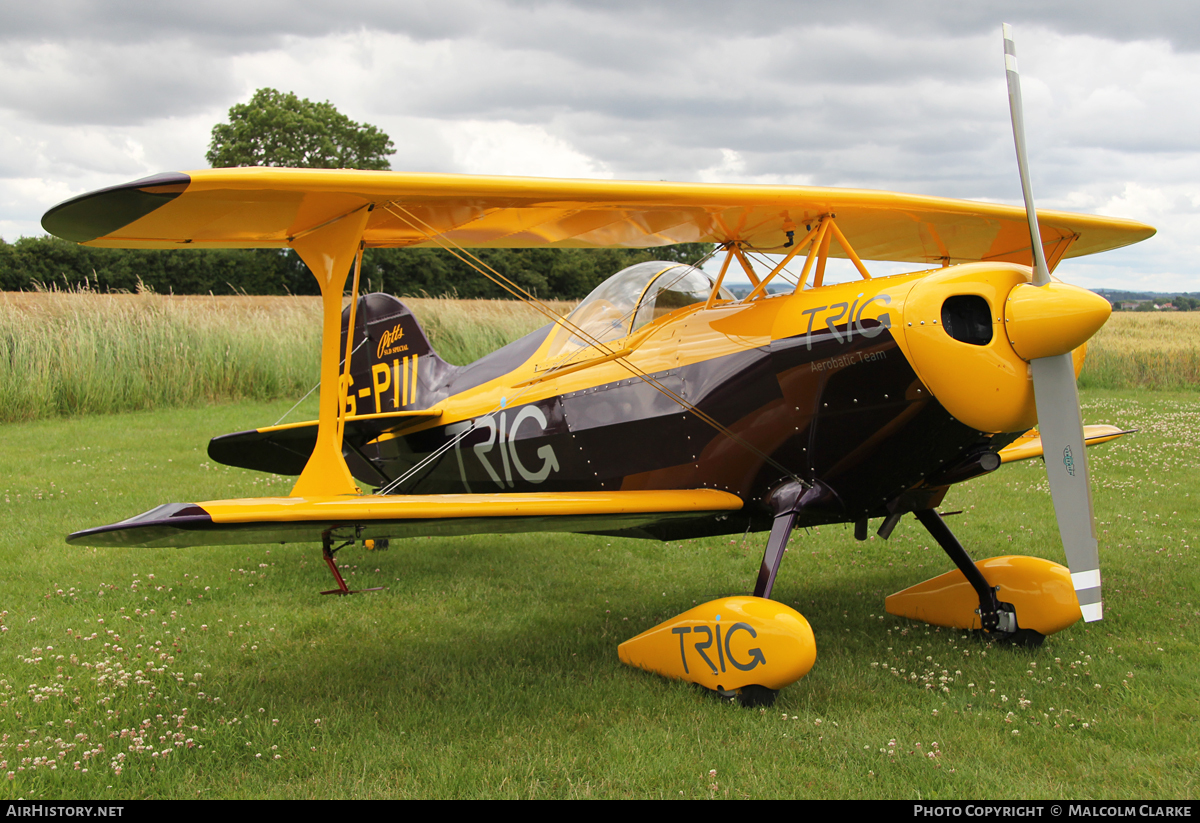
[377,323,409,358]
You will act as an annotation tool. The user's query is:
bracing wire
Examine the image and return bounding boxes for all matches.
[376,204,805,489]
[274,333,371,426]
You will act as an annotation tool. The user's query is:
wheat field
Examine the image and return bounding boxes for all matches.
[1079,311,1200,390]
[0,292,1192,424]
[0,292,573,422]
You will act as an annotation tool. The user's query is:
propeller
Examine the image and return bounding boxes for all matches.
[1003,23,1103,622]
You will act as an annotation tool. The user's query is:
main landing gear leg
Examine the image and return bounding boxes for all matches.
[913,509,1042,645]
[755,481,810,599]
[320,529,385,596]
[756,479,843,599]
[712,480,817,708]
[754,509,796,599]
[732,507,796,708]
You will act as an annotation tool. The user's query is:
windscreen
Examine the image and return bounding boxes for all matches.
[549,261,732,359]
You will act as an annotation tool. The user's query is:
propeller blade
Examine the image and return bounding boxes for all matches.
[1003,23,1103,621]
[1003,22,1051,288]
[1030,355,1102,621]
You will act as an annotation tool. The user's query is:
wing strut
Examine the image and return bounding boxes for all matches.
[288,206,371,498]
[742,222,820,301]
[703,245,737,309]
[737,215,873,299]
[337,244,366,441]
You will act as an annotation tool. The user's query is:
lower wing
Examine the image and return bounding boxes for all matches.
[67,489,744,548]
[997,424,1134,464]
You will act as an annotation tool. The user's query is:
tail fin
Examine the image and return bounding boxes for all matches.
[340,293,454,416]
[208,294,452,480]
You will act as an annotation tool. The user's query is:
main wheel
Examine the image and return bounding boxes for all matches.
[996,628,1046,649]
[735,685,778,708]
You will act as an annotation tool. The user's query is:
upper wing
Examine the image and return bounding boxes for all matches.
[66,489,745,548]
[42,168,1155,266]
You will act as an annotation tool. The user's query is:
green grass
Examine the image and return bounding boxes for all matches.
[0,391,1196,798]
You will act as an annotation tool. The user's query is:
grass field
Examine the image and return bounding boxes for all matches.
[0,294,1196,798]
[0,390,1195,799]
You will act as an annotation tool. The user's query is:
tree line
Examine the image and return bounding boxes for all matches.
[0,235,713,299]
[1112,296,1200,311]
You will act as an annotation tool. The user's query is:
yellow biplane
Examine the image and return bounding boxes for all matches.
[43,28,1154,705]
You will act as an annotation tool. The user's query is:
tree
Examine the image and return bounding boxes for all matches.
[199,90,716,299]
[206,88,394,170]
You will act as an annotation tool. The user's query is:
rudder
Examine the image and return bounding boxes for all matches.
[340,293,454,417]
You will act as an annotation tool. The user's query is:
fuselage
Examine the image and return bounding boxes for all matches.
[349,262,1050,538]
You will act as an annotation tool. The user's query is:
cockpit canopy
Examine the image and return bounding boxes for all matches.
[556,261,733,354]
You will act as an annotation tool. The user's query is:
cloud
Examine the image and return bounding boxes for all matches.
[444,120,613,178]
[0,1,1194,288]
[0,40,236,126]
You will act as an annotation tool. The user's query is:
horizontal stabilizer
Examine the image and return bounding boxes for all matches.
[208,409,443,476]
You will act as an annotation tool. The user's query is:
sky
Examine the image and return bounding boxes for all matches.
[1,0,1197,292]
